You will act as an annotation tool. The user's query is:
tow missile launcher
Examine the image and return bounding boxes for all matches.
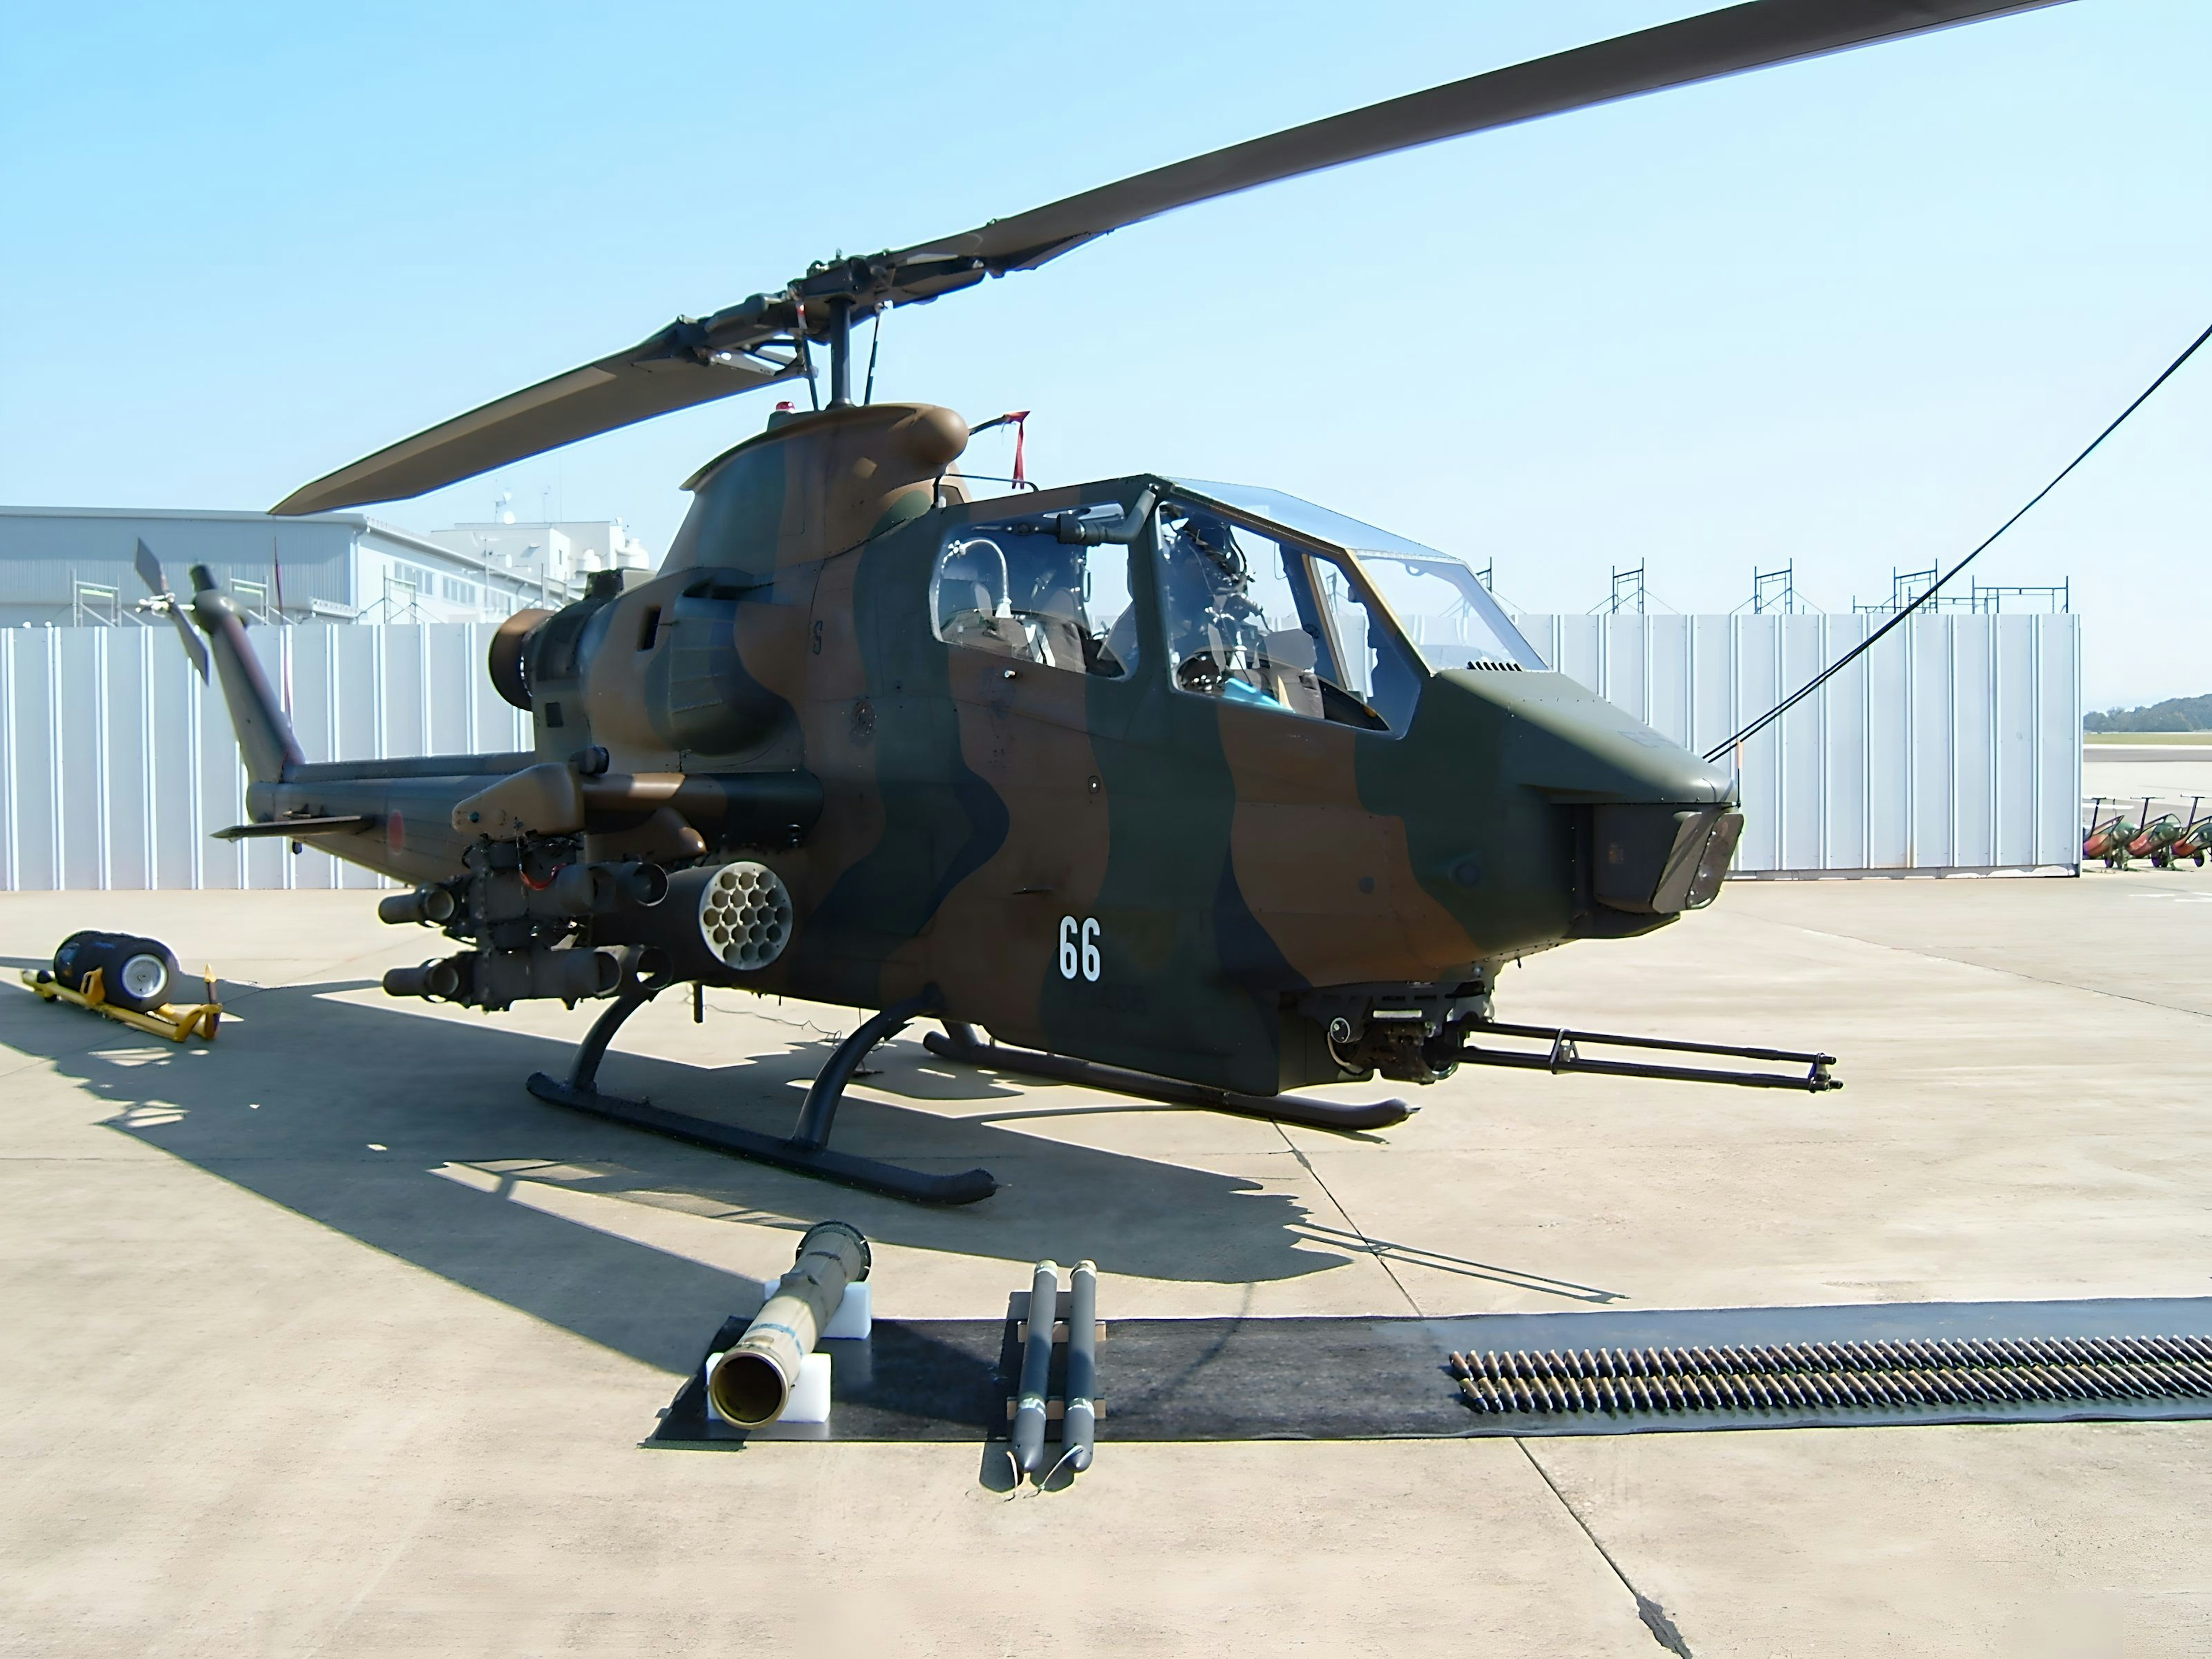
[707,1221,870,1427]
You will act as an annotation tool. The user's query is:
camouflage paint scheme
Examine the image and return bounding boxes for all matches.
[217,4,2066,1104]
[237,402,1732,1097]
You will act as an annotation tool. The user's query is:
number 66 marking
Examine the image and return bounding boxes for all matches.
[1058,916,1101,982]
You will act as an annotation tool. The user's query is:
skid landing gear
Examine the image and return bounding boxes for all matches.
[923,1022,1413,1132]
[526,975,997,1206]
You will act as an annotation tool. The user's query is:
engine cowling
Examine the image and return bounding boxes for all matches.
[509,570,801,764]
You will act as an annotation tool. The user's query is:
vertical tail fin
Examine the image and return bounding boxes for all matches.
[190,565,304,783]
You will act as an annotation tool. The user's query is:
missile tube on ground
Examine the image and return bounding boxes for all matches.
[707,1221,871,1427]
[1054,1259,1098,1478]
[1011,1260,1059,1476]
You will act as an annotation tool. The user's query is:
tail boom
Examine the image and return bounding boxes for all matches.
[190,565,304,785]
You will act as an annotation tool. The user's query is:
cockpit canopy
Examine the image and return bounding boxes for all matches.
[929,476,1539,735]
[1169,480,1540,673]
[933,503,1139,678]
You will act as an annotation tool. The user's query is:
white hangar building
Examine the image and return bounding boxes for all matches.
[0,506,649,630]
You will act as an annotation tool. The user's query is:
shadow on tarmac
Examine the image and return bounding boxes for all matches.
[1,963,1376,1373]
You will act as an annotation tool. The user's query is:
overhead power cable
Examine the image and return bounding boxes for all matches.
[1705,317,2212,765]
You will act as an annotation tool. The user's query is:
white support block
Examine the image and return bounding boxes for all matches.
[702,1348,836,1425]
[823,1281,871,1340]
[779,1352,834,1424]
[759,1277,872,1340]
[703,1350,728,1423]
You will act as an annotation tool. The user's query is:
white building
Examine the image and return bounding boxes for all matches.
[0,507,653,629]
[421,518,652,608]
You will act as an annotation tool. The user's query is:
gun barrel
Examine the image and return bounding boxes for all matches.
[708,1221,870,1426]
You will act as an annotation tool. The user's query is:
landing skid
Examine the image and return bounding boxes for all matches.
[523,983,1827,1205]
[527,980,997,1206]
[922,1022,1414,1132]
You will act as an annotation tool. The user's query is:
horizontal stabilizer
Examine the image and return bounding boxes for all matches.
[212,815,378,842]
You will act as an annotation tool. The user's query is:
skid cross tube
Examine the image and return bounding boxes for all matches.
[1453,1021,1838,1092]
[925,1022,1411,1131]
[528,980,997,1205]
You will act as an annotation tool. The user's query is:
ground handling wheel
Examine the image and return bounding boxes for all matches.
[52,931,182,1014]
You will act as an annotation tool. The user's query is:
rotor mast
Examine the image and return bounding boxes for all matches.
[825,297,857,407]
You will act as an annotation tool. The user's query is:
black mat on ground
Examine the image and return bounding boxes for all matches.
[645,1296,2212,1446]
[653,1316,1009,1444]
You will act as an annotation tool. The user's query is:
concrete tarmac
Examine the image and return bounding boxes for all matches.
[2083,739,2212,831]
[2,869,2208,1657]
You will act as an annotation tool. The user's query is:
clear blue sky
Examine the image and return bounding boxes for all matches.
[3,1,2203,707]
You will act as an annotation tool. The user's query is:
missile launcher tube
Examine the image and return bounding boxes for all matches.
[1056,1259,1099,1477]
[1012,1260,1059,1476]
[377,886,455,926]
[708,1221,871,1426]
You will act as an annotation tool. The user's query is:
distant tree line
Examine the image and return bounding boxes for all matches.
[2085,694,2212,733]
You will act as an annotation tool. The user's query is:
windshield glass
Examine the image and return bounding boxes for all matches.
[1155,499,1420,733]
[1171,480,1541,670]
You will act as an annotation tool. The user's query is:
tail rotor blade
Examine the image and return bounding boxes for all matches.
[169,605,211,681]
[134,540,210,681]
[131,538,166,599]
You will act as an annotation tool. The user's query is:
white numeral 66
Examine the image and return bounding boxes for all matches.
[1058,916,1101,982]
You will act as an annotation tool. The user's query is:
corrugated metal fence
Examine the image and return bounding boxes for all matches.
[0,613,2079,890]
[1519,611,2081,875]
[0,623,526,891]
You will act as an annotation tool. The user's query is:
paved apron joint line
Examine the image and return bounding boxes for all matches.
[1516,1440,1695,1657]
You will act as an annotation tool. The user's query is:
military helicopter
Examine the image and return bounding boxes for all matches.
[151,0,2059,1203]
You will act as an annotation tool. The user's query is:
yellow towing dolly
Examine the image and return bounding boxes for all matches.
[20,964,222,1043]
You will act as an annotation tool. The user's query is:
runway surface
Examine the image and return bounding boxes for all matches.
[2,867,2207,1656]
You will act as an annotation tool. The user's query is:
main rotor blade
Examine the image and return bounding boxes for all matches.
[271,323,805,517]
[896,0,2069,271]
[270,0,2067,516]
